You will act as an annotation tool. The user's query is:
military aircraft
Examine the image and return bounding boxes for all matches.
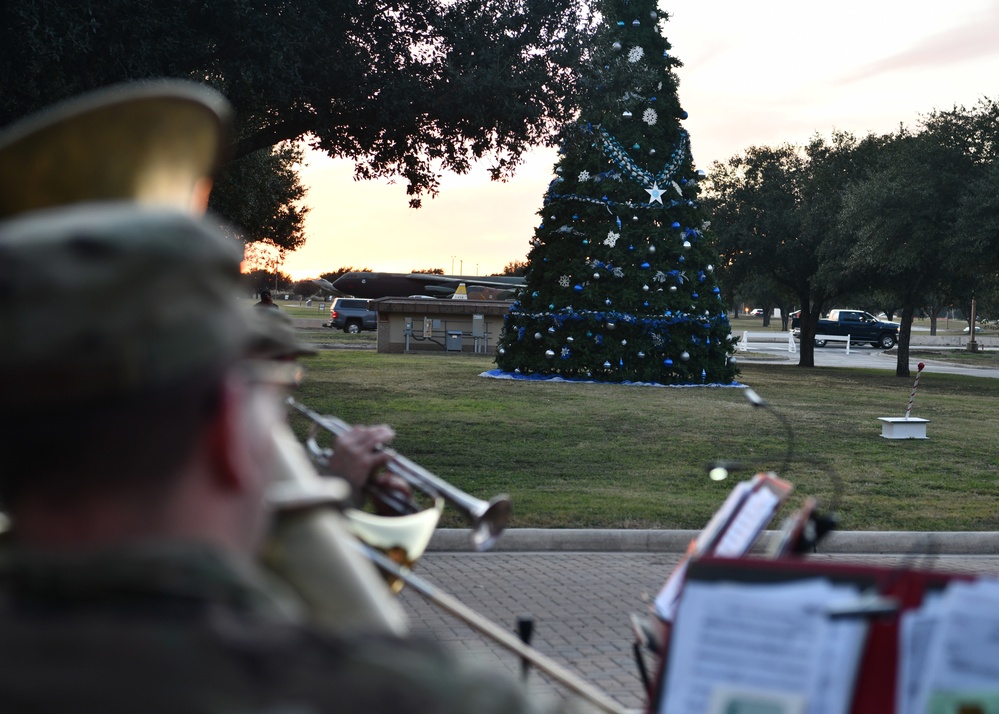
[330,271,525,300]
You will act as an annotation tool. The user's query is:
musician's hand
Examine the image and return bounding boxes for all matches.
[327,424,396,490]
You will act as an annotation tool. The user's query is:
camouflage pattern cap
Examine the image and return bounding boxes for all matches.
[0,204,251,408]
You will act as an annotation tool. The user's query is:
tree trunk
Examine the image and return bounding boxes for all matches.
[796,303,819,368]
[895,304,915,377]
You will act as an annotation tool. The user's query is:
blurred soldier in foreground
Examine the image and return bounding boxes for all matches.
[0,82,551,713]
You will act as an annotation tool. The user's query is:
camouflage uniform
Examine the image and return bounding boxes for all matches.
[0,83,554,714]
[0,542,548,713]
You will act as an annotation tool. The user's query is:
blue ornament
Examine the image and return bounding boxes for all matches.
[605,299,612,306]
[582,239,589,245]
[617,21,624,26]
[532,291,538,298]
[604,361,612,368]
[572,214,579,221]
[678,255,685,263]
[616,216,622,229]
[712,287,721,294]
[640,262,650,269]
[664,358,673,366]
[650,97,656,102]
[632,143,640,150]
[643,301,649,307]
[681,111,689,119]
[538,223,544,229]
[671,221,680,229]
[692,293,699,299]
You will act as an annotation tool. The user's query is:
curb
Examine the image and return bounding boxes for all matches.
[428,529,999,556]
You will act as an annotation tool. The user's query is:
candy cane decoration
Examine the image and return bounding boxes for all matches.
[905,362,925,419]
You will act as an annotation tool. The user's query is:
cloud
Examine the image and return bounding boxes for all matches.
[836,5,999,86]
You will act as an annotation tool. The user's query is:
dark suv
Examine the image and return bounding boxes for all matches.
[328,298,377,333]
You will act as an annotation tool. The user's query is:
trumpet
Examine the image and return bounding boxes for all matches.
[287,399,512,552]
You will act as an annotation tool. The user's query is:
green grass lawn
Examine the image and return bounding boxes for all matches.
[287,348,999,533]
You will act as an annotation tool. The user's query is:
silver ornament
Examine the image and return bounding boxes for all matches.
[648,245,656,254]
[683,240,691,249]
[680,351,690,362]
[642,284,649,291]
[534,332,542,340]
[545,349,555,358]
[621,339,627,346]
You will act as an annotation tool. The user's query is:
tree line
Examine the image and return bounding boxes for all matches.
[703,99,999,376]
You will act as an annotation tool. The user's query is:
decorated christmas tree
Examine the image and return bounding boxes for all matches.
[495,0,737,385]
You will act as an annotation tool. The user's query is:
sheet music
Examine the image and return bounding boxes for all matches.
[713,486,780,557]
[906,578,999,714]
[655,474,789,622]
[659,579,867,714]
[896,592,943,714]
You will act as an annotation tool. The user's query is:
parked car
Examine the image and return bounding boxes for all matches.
[328,297,377,333]
[749,308,764,317]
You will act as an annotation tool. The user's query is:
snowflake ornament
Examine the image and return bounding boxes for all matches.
[604,231,620,247]
[558,275,571,288]
[628,46,645,63]
[642,108,658,126]
[578,170,590,182]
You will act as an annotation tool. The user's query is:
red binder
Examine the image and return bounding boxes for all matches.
[648,555,972,714]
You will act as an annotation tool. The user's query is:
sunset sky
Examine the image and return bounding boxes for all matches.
[282,0,999,280]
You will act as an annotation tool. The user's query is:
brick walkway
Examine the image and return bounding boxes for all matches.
[396,551,999,713]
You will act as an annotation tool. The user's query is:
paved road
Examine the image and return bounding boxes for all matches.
[395,544,999,713]
[737,339,999,379]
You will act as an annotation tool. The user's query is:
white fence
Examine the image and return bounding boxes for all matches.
[814,334,851,354]
[736,331,797,353]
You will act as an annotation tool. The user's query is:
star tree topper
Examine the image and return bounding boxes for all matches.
[645,183,665,205]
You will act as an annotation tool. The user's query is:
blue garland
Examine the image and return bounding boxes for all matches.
[543,191,696,211]
[504,306,731,335]
[598,127,689,188]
